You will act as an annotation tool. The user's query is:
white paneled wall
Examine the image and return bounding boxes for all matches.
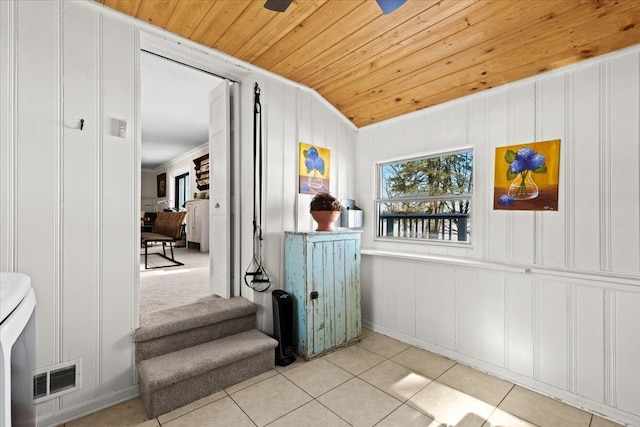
[0,1,140,424]
[2,0,356,424]
[241,75,357,333]
[1,1,356,423]
[356,47,640,425]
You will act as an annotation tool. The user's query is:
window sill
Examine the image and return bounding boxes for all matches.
[361,249,529,273]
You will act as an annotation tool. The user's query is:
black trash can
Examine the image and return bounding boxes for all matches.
[272,290,296,366]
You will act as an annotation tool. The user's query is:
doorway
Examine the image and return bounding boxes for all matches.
[138,47,237,324]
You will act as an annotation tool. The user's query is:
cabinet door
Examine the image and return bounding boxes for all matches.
[193,204,202,241]
[307,238,359,356]
[344,239,361,343]
[186,203,201,244]
[308,240,329,356]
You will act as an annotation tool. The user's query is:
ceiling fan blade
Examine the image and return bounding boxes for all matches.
[264,0,293,13]
[376,0,407,15]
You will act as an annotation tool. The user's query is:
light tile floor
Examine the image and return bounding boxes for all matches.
[64,328,623,427]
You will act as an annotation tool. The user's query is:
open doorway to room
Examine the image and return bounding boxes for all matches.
[138,50,225,325]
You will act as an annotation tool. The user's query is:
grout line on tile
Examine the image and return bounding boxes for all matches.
[225,371,279,396]
[157,390,231,426]
[432,361,459,382]
[358,359,434,404]
[227,392,259,427]
[372,406,396,426]
[495,383,516,408]
[358,376,407,406]
[321,345,389,374]
[494,384,547,427]
[313,396,355,427]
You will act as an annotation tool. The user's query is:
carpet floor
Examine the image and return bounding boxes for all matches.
[139,245,210,326]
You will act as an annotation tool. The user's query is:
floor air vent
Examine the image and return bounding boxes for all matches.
[33,359,82,402]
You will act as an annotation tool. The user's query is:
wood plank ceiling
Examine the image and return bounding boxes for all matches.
[98,0,640,127]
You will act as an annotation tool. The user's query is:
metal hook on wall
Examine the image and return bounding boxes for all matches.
[80,119,85,130]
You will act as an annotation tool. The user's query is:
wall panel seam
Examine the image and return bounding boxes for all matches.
[532,279,539,380]
[132,26,141,384]
[567,284,577,393]
[599,63,611,272]
[533,82,542,265]
[503,274,510,371]
[294,86,301,232]
[1,0,17,272]
[95,11,104,393]
[481,100,491,260]
[54,0,64,373]
[603,290,617,406]
[453,269,458,352]
[279,82,285,238]
[638,53,640,272]
[506,90,514,263]
[565,73,575,269]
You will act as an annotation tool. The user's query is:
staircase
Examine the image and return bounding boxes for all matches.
[134,294,278,419]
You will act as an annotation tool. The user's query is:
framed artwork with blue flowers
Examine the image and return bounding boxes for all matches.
[493,139,560,211]
[299,143,330,194]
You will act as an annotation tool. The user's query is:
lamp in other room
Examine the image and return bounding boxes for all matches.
[157,199,174,212]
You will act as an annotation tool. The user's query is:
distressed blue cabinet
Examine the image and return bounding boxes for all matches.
[284,231,362,360]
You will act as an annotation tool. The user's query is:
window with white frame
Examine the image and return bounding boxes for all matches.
[376,148,473,243]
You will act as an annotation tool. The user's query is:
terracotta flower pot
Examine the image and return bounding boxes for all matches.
[310,210,341,231]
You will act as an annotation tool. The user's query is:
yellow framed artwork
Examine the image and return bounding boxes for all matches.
[493,139,561,211]
[299,143,330,194]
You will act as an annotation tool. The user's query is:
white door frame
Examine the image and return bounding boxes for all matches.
[138,32,248,304]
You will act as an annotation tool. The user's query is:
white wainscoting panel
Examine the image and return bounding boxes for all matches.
[433,266,457,350]
[0,0,14,271]
[414,262,437,344]
[455,268,478,358]
[476,270,504,368]
[381,259,415,337]
[572,65,602,272]
[614,291,640,414]
[536,75,566,268]
[361,254,385,328]
[61,2,100,405]
[509,85,537,265]
[261,77,288,333]
[505,274,534,377]
[609,55,640,276]
[485,91,510,262]
[100,14,137,393]
[535,279,568,389]
[14,0,62,379]
[575,285,604,402]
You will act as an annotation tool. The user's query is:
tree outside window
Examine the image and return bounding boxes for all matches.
[377,149,473,243]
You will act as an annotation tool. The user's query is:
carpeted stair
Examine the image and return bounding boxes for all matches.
[134,294,278,419]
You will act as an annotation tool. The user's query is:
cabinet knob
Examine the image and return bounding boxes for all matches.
[310,291,319,300]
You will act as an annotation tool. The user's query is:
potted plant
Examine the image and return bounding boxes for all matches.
[310,192,342,231]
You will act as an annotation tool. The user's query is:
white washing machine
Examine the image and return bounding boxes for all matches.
[0,272,36,427]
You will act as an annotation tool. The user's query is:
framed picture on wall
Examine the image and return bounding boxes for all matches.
[299,143,330,195]
[157,173,167,197]
[493,139,561,211]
